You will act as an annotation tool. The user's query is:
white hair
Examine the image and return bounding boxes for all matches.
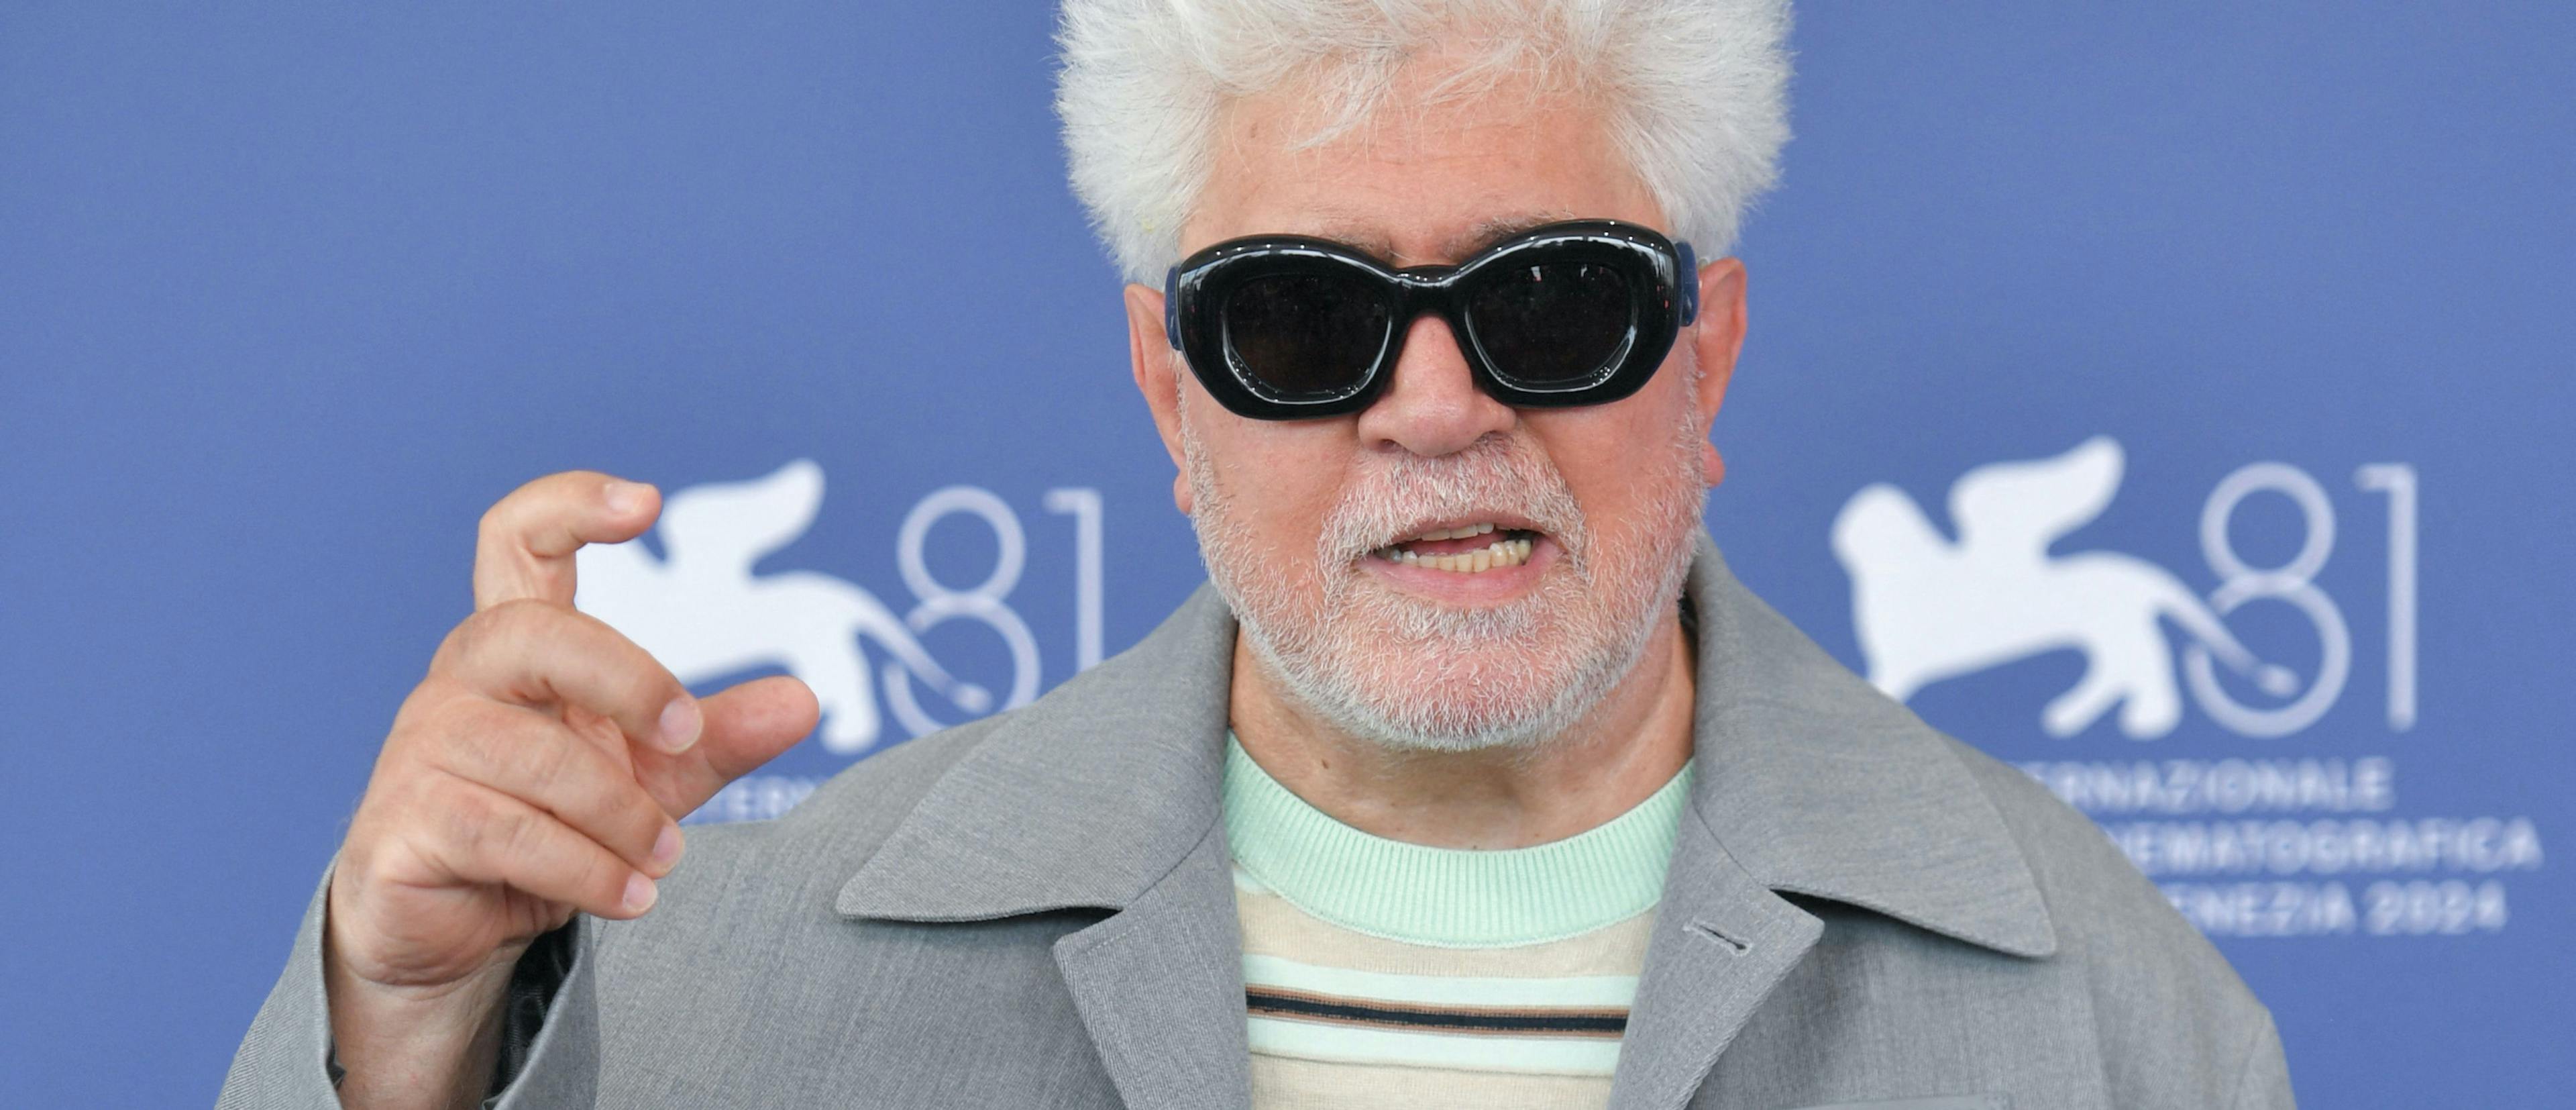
[1055,0,1793,285]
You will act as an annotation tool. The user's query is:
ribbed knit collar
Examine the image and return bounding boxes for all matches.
[1221,734,1693,948]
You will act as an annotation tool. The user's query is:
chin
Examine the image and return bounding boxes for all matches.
[1241,601,1649,756]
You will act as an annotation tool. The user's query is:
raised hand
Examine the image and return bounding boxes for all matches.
[321,471,818,1109]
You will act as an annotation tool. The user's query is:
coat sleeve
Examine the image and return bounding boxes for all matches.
[215,861,606,1109]
[2226,1010,2296,1110]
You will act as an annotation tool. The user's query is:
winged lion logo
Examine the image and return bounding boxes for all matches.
[575,459,990,755]
[1830,436,2296,739]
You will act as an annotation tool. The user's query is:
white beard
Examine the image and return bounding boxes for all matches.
[1183,391,1707,754]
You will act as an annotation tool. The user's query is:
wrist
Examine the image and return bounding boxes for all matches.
[321,897,519,1110]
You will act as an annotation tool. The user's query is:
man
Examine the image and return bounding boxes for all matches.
[223,1,2294,1107]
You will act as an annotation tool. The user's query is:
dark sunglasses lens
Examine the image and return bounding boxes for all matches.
[1465,262,1635,387]
[1221,273,1392,399]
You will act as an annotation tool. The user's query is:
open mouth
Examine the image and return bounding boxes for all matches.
[1370,521,1544,573]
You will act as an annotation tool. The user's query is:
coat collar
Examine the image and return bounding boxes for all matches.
[1674,534,2057,958]
[839,533,2055,959]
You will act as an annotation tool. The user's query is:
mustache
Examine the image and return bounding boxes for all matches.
[1317,438,1589,564]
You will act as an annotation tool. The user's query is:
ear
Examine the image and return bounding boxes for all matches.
[1124,281,1193,514]
[1688,256,1748,488]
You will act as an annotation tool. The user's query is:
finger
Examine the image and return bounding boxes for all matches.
[435,601,702,757]
[426,780,659,920]
[637,675,820,816]
[433,700,684,878]
[474,470,659,611]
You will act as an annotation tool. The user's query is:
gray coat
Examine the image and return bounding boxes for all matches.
[221,539,2294,1109]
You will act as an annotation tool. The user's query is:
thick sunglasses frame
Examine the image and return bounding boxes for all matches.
[1163,218,1699,420]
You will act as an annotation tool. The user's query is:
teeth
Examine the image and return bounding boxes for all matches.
[1377,537,1536,574]
[1414,522,1501,542]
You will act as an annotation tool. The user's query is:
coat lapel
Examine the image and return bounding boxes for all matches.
[1677,536,2057,960]
[1610,538,2057,1109]
[834,588,1239,923]
[1606,805,1823,1110]
[837,587,1252,1109]
[1051,823,1253,1110]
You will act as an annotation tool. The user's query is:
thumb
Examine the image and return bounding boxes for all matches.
[637,674,821,817]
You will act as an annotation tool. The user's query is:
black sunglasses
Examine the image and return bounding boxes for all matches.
[1163,218,1698,421]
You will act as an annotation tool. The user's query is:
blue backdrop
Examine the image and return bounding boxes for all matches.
[5,3,2567,1105]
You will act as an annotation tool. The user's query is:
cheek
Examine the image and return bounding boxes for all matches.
[1201,421,1355,542]
[1527,400,1691,515]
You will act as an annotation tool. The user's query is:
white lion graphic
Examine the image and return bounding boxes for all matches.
[576,460,989,754]
[1831,436,2294,739]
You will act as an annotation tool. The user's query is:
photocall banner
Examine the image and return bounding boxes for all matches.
[5,3,2567,1105]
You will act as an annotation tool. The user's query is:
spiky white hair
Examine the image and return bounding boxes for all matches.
[1055,0,1792,285]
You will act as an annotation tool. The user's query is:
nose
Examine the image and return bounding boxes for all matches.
[1354,314,1517,457]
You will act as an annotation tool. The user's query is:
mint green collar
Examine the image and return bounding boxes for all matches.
[1221,735,1693,948]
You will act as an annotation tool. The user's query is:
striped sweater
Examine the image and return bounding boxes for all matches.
[1222,737,1692,1109]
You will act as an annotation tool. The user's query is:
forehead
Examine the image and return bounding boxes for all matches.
[1183,69,1662,268]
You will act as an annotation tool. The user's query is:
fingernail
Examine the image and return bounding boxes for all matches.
[651,825,684,870]
[623,872,658,915]
[604,481,651,515]
[656,697,701,754]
